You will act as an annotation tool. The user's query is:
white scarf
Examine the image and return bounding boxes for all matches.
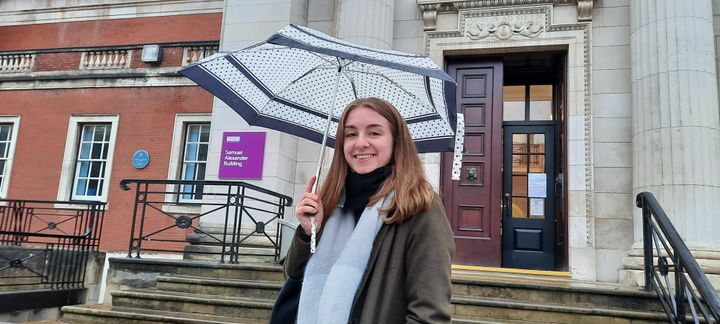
[296,194,389,324]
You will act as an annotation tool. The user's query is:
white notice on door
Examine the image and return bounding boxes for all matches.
[527,173,547,198]
[530,198,545,217]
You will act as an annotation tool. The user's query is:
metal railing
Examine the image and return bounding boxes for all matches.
[637,192,720,323]
[121,179,292,263]
[0,199,105,289]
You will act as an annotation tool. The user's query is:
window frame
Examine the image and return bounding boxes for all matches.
[71,123,113,201]
[164,114,211,212]
[178,123,210,202]
[57,115,119,203]
[0,116,20,199]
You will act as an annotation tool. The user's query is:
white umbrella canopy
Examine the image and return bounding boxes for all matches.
[180,24,457,153]
[180,24,460,253]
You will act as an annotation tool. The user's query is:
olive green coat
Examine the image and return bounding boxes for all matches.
[284,194,455,324]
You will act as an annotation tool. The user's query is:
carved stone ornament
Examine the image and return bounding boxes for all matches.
[417,0,594,27]
[576,0,595,22]
[465,14,545,41]
[467,20,543,40]
[421,4,440,31]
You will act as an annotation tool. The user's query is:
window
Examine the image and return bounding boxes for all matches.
[165,114,212,206]
[503,84,555,121]
[57,116,119,203]
[72,124,111,200]
[179,123,210,200]
[0,117,20,198]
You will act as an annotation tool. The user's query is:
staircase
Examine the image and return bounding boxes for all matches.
[61,258,283,324]
[59,258,668,324]
[450,270,666,323]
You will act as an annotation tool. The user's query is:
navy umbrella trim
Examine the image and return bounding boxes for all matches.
[181,63,455,153]
[181,64,325,140]
[267,35,456,83]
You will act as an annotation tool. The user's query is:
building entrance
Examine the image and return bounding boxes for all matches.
[442,53,566,270]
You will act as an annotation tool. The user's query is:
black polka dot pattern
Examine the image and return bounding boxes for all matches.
[189,25,457,150]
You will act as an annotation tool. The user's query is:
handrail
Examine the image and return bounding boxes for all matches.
[121,179,292,263]
[120,179,293,206]
[0,199,105,289]
[637,192,720,323]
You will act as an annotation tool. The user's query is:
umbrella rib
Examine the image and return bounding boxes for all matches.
[341,69,358,100]
[224,55,339,123]
[345,66,439,116]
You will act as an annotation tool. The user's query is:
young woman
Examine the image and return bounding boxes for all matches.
[284,97,455,323]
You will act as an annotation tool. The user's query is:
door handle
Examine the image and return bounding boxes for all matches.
[502,193,510,217]
[466,167,477,181]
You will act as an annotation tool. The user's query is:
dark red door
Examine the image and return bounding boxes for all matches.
[442,60,503,266]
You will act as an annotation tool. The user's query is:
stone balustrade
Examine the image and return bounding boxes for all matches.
[79,50,132,70]
[182,46,218,66]
[0,54,36,73]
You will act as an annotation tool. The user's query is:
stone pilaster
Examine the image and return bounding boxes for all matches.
[334,0,394,49]
[630,0,720,246]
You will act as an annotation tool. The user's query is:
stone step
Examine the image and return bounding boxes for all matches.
[621,255,720,290]
[110,289,273,320]
[183,245,277,263]
[109,257,284,283]
[156,275,282,299]
[61,304,265,324]
[452,271,661,312]
[186,230,278,248]
[451,296,668,324]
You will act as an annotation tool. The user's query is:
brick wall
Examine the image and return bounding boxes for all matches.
[0,11,223,252]
[0,13,221,51]
[2,86,213,251]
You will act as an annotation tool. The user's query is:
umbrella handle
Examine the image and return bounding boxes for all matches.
[310,217,317,253]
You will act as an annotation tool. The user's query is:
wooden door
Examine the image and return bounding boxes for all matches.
[442,61,503,266]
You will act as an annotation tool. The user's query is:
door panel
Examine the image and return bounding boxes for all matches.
[442,61,503,266]
[502,125,556,269]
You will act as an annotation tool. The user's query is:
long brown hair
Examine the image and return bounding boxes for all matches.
[319,97,434,224]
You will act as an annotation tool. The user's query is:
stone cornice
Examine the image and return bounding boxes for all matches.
[417,0,574,12]
[0,0,223,26]
[417,0,596,30]
[0,68,195,90]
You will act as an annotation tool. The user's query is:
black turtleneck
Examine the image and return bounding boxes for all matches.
[343,164,393,223]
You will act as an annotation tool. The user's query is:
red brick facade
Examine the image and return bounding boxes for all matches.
[0,12,222,252]
[0,13,221,51]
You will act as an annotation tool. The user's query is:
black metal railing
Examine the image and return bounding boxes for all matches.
[637,192,720,323]
[0,199,105,290]
[121,179,292,263]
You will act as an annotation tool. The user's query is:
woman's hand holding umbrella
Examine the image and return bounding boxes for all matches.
[295,176,323,252]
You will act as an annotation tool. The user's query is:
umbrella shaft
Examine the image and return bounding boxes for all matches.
[311,66,342,194]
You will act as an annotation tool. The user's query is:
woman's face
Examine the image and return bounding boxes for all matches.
[342,106,394,174]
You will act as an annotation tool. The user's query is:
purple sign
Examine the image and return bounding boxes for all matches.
[218,132,266,179]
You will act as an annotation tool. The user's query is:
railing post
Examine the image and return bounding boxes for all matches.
[127,182,140,258]
[674,258,686,323]
[639,193,655,291]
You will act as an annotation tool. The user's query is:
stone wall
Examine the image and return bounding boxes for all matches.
[590,0,634,282]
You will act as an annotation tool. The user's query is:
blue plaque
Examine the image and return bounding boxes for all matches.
[131,150,150,169]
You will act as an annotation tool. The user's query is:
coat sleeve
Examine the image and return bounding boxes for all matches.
[404,195,455,323]
[283,225,312,279]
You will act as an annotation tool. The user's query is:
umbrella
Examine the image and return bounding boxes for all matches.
[179,24,459,252]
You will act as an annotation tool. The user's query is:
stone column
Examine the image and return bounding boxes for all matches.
[630,0,720,246]
[334,0,394,49]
